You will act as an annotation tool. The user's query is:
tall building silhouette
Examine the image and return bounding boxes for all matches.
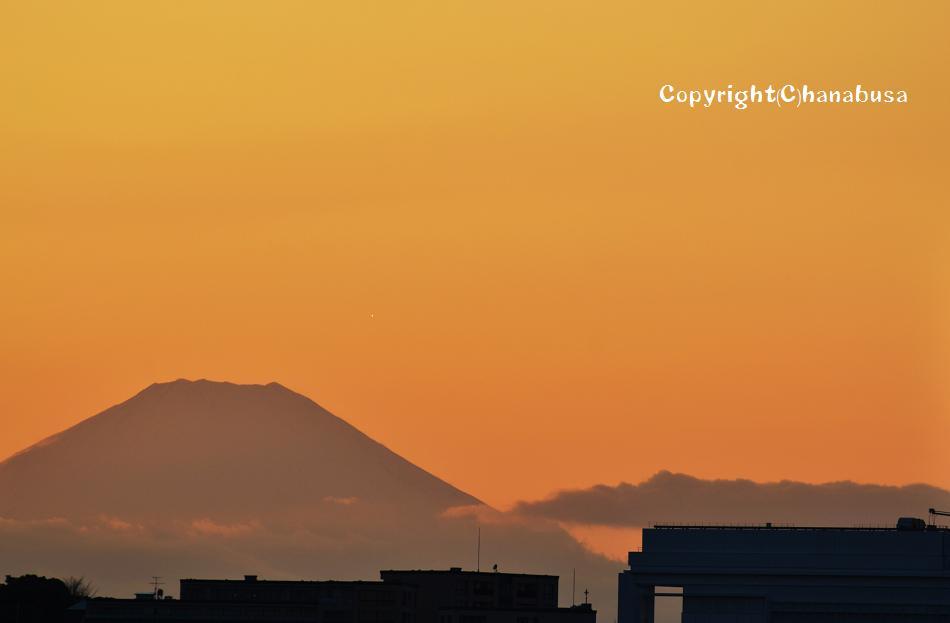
[618,518,950,622]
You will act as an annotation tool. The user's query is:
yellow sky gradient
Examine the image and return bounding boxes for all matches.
[2,1,948,508]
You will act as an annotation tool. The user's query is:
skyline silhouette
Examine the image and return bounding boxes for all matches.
[3,379,950,623]
[3,2,947,622]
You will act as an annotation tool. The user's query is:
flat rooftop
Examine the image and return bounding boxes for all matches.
[629,521,950,575]
[181,578,384,584]
[381,569,557,579]
[652,524,950,531]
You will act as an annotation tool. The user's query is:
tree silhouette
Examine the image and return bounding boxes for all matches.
[63,576,97,601]
[0,574,71,622]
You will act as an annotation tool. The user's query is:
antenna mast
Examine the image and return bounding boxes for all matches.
[477,527,481,572]
[572,568,576,606]
[930,508,950,527]
[151,576,164,599]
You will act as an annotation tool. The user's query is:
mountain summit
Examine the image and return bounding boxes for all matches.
[0,379,617,620]
[0,379,478,521]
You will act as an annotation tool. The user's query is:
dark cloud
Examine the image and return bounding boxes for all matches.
[513,471,950,528]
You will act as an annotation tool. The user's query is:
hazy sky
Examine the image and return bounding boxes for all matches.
[2,1,948,508]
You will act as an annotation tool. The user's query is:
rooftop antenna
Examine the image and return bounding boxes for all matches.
[572,568,576,606]
[584,589,590,605]
[929,508,950,527]
[151,576,164,599]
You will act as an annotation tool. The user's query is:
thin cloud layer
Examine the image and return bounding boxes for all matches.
[513,471,950,527]
[0,507,621,622]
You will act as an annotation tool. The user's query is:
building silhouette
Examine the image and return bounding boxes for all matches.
[380,569,592,623]
[73,569,595,623]
[618,518,950,622]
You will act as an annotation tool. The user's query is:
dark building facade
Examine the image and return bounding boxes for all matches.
[618,520,950,623]
[76,569,594,623]
[78,576,414,623]
[379,569,592,623]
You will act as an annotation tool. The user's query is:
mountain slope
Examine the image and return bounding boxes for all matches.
[0,379,478,521]
[0,379,620,621]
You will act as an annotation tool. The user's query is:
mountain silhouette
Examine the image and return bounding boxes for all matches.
[0,379,477,521]
[0,380,620,620]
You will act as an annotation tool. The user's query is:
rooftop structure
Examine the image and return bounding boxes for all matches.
[76,569,595,623]
[380,568,576,623]
[619,518,950,622]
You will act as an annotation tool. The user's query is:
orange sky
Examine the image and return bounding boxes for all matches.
[2,1,948,509]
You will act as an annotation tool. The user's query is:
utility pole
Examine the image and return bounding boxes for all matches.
[476,527,481,572]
